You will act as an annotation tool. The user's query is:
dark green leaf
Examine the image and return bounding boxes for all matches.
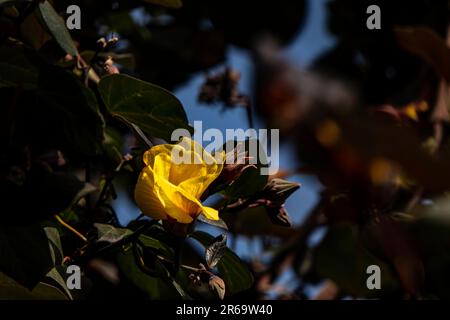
[115,246,184,299]
[139,234,175,259]
[190,231,253,294]
[44,227,63,265]
[95,223,132,244]
[44,268,73,300]
[27,66,105,156]
[0,272,67,299]
[37,1,78,56]
[0,44,38,89]
[99,74,191,142]
[0,224,54,289]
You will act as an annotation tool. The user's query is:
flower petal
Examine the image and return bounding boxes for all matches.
[153,175,198,223]
[134,166,168,220]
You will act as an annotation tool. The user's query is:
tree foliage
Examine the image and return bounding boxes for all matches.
[1,0,450,300]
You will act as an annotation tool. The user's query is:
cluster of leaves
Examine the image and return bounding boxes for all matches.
[5,0,450,302]
[1,0,287,300]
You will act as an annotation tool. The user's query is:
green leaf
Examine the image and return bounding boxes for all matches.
[115,246,184,299]
[0,272,67,300]
[104,125,126,167]
[95,223,132,244]
[190,231,253,295]
[0,224,54,289]
[44,227,63,265]
[99,74,191,142]
[139,234,175,260]
[0,44,38,89]
[37,1,78,56]
[312,223,401,298]
[142,0,183,9]
[44,268,73,300]
[33,66,105,156]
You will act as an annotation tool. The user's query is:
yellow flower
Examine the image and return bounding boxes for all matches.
[134,137,223,224]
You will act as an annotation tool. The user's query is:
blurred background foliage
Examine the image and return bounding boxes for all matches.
[1,0,450,300]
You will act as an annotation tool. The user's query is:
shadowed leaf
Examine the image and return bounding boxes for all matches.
[99,74,192,142]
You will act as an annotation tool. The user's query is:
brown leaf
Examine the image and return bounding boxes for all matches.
[208,275,226,300]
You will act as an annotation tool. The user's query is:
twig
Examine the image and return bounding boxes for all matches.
[54,214,88,242]
[154,253,204,273]
[95,156,129,209]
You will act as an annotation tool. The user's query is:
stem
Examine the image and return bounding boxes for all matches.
[95,157,128,209]
[54,214,88,242]
[219,196,257,214]
[173,236,184,274]
[155,253,202,272]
